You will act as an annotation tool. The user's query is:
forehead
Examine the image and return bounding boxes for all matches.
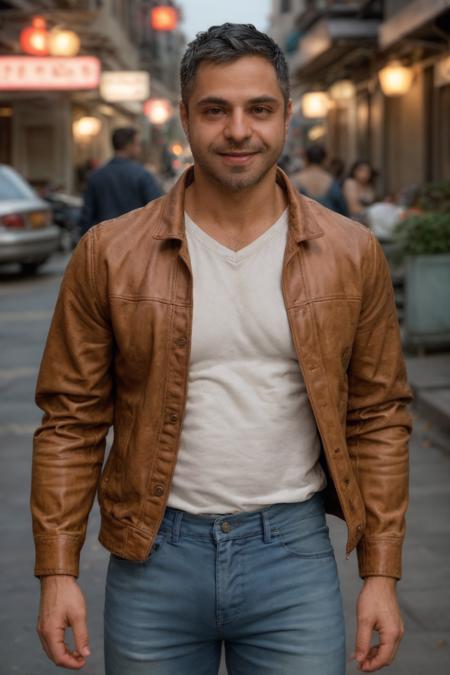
[190,55,283,102]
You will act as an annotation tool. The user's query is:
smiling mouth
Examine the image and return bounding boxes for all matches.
[218,151,259,156]
[217,151,260,165]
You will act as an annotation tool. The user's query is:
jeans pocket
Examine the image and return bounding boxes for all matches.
[273,514,334,559]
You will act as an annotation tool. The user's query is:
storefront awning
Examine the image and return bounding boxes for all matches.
[290,18,379,80]
[380,0,450,49]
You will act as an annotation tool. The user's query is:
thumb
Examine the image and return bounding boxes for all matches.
[354,618,372,664]
[71,612,90,658]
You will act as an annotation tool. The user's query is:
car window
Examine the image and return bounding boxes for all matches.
[0,166,37,200]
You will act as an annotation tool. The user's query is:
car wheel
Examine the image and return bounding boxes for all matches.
[20,261,44,275]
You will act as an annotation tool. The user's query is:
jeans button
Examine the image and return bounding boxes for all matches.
[220,521,231,533]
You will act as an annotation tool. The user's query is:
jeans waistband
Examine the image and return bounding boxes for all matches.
[159,492,325,544]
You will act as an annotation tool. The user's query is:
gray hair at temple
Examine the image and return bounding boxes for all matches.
[180,23,290,108]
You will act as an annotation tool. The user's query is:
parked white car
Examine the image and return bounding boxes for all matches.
[0,165,60,274]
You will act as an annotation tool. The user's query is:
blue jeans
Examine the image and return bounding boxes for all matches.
[104,492,345,674]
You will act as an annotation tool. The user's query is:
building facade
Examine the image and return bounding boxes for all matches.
[0,0,185,193]
[269,0,450,196]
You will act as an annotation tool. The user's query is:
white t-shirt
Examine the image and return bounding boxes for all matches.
[167,209,326,514]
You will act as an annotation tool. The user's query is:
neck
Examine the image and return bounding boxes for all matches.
[185,164,286,232]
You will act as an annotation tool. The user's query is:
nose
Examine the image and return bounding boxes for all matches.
[224,109,251,144]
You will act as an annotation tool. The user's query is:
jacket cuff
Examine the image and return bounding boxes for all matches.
[34,534,82,578]
[357,536,403,580]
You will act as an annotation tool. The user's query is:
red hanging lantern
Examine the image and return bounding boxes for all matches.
[151,6,178,31]
[20,16,50,56]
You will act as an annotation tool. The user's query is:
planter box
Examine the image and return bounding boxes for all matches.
[404,254,450,348]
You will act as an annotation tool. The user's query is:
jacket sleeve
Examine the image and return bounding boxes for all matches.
[31,229,113,578]
[346,233,412,579]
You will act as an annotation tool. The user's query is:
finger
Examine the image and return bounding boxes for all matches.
[46,625,86,669]
[353,617,373,665]
[360,639,399,672]
[37,630,52,661]
[71,611,91,658]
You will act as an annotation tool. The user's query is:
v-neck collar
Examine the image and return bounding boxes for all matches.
[184,209,288,264]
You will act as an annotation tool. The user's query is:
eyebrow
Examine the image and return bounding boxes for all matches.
[196,96,280,107]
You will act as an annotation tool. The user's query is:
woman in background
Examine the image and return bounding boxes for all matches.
[343,160,377,221]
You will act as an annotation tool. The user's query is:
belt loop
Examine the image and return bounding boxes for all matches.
[261,510,271,543]
[171,511,183,545]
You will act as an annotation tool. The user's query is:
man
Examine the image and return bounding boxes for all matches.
[291,143,348,215]
[32,24,411,674]
[79,126,162,234]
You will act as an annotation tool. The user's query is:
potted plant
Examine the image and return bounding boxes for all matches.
[394,181,450,350]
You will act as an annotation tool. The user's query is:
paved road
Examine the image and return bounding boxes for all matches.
[1,254,449,674]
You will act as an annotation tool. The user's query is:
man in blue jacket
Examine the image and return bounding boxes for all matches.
[80,127,162,234]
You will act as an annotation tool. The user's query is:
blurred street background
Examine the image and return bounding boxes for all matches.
[1,1,450,674]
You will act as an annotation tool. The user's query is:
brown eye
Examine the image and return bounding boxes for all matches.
[253,107,271,116]
[205,108,224,116]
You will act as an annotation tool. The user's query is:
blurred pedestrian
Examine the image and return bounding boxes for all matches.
[328,156,346,185]
[343,160,376,221]
[292,144,348,215]
[32,23,411,675]
[79,127,162,234]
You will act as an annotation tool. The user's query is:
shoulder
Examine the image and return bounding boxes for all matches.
[302,193,370,242]
[91,195,165,246]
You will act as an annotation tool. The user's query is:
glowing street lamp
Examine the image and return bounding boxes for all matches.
[144,98,173,125]
[301,92,330,118]
[379,61,414,97]
[48,28,81,57]
[151,6,178,31]
[73,116,102,141]
[20,16,49,56]
[328,79,355,101]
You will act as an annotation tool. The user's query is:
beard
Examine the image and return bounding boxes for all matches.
[189,136,284,192]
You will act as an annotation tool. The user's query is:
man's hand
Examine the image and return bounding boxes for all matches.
[37,575,90,670]
[352,576,404,672]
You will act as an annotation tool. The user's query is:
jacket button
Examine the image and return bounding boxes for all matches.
[334,447,341,454]
[153,485,165,497]
[169,413,178,423]
[343,477,350,486]
[175,337,187,346]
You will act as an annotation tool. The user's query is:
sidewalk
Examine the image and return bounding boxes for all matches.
[406,352,450,436]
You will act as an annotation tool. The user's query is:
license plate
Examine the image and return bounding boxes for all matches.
[29,212,47,229]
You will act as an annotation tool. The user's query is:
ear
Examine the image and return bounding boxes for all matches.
[179,100,189,138]
[285,99,293,131]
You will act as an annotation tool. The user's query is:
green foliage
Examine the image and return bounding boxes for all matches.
[394,212,450,256]
[418,181,450,213]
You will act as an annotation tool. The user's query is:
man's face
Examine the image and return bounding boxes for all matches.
[180,56,291,191]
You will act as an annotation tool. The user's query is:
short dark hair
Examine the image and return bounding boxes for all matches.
[180,23,290,106]
[349,159,376,183]
[305,144,327,165]
[112,127,138,151]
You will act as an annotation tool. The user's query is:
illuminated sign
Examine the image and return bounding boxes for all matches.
[0,56,100,91]
[100,71,150,102]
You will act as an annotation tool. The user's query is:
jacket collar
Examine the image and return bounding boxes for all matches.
[153,165,324,244]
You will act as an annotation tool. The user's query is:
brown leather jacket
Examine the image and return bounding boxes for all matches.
[31,168,412,579]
